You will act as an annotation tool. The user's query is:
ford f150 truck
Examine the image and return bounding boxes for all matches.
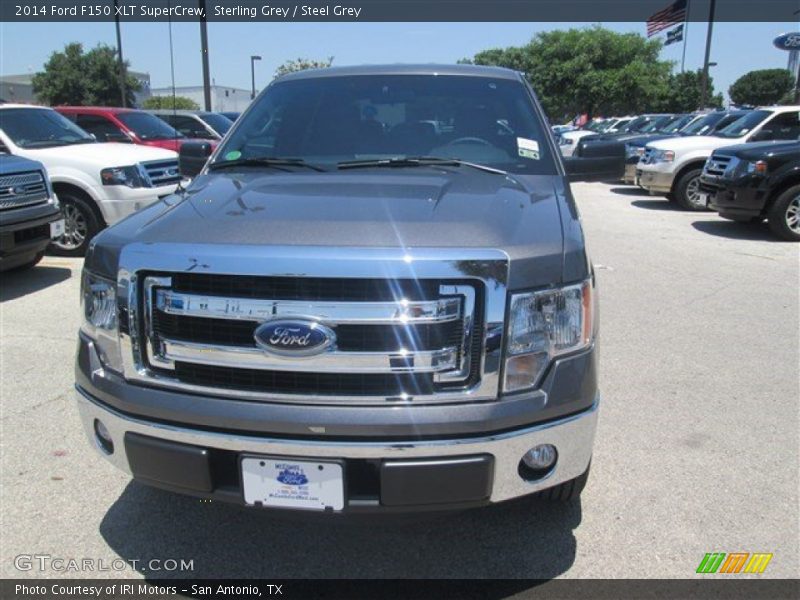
[0,104,182,256]
[0,154,63,271]
[637,106,800,210]
[75,65,621,514]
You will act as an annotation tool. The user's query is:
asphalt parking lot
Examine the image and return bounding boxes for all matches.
[0,181,797,580]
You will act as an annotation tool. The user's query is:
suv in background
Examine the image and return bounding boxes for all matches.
[700,140,800,241]
[56,107,214,153]
[149,110,233,141]
[637,106,800,210]
[0,154,64,271]
[0,104,182,255]
[74,64,623,515]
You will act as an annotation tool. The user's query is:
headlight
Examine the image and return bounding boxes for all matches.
[100,165,146,188]
[653,149,675,163]
[745,160,768,176]
[559,137,574,146]
[80,271,122,372]
[504,279,595,393]
[625,144,645,159]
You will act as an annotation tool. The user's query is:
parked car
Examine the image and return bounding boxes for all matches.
[699,139,800,240]
[0,104,182,255]
[0,154,64,271]
[619,111,750,184]
[219,111,241,122]
[637,106,800,210]
[74,64,623,515]
[149,110,233,141]
[55,106,215,153]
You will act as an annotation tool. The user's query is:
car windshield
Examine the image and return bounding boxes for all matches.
[662,115,694,133]
[715,110,771,138]
[117,111,184,140]
[680,113,725,135]
[199,113,233,135]
[215,74,556,175]
[0,108,95,148]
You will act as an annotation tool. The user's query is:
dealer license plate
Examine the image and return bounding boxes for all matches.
[241,456,344,511]
[50,219,65,239]
[697,192,710,207]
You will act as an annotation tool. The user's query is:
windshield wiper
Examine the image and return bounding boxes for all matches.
[208,157,326,172]
[337,156,507,175]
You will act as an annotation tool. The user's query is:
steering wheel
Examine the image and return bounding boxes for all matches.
[445,137,493,147]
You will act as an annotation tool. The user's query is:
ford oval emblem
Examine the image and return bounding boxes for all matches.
[253,319,336,357]
[773,32,800,51]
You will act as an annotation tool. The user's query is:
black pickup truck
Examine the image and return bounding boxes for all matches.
[699,140,800,241]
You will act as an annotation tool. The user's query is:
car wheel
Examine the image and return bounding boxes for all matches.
[537,462,591,502]
[767,184,800,241]
[674,169,710,211]
[50,195,101,257]
[665,193,675,202]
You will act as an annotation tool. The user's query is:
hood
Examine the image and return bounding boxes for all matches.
[712,140,800,160]
[626,133,678,147]
[0,153,44,174]
[24,142,177,167]
[646,135,736,152]
[87,168,577,289]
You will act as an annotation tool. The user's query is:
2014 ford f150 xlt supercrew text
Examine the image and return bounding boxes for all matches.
[75,65,622,514]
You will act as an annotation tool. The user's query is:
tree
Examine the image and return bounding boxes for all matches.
[274,57,334,78]
[32,42,140,106]
[658,70,723,112]
[466,27,673,119]
[142,95,200,110]
[729,69,794,107]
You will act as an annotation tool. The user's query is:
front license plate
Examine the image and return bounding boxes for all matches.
[49,219,65,239]
[697,193,710,206]
[241,456,344,511]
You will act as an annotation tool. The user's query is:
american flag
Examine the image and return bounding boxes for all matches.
[647,0,688,37]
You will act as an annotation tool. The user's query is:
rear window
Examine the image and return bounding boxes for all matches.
[217,74,557,175]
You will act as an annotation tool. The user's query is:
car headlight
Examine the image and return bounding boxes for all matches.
[745,160,768,176]
[559,137,574,146]
[504,279,595,393]
[80,271,122,372]
[653,149,675,163]
[101,165,146,188]
[625,144,645,159]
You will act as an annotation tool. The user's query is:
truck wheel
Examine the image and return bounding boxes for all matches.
[50,195,101,257]
[674,169,710,211]
[538,463,591,502]
[767,184,800,241]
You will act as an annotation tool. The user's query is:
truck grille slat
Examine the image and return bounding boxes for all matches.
[0,171,49,211]
[142,159,181,187]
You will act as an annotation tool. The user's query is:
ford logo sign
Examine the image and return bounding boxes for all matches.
[773,32,800,51]
[253,319,336,357]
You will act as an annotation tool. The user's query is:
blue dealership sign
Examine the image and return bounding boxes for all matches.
[774,32,800,51]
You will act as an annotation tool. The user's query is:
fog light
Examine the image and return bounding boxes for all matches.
[518,444,557,481]
[94,419,114,455]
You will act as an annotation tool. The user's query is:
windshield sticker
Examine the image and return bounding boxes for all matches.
[224,150,242,161]
[517,137,540,160]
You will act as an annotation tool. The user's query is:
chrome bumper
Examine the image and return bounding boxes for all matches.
[75,386,599,504]
[637,168,674,194]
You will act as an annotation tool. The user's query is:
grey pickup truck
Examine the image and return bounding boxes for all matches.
[75,65,620,514]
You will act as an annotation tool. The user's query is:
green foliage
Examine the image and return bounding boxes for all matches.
[275,57,334,78]
[32,42,140,106]
[729,69,794,107]
[658,70,723,112]
[141,95,200,110]
[469,27,673,119]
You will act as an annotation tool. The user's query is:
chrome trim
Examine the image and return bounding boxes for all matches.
[161,338,459,374]
[154,289,461,325]
[118,244,508,405]
[435,285,474,383]
[76,385,599,503]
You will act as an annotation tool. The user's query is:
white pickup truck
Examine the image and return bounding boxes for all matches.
[637,105,800,210]
[0,104,182,255]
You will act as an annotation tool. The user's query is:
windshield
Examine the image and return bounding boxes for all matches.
[199,113,233,135]
[662,114,694,133]
[680,113,725,136]
[715,110,771,138]
[0,108,95,148]
[216,74,556,175]
[117,111,184,140]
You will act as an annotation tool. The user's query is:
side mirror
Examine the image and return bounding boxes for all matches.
[564,154,625,183]
[179,141,213,178]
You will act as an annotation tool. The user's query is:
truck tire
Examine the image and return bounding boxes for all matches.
[538,462,591,502]
[50,194,101,257]
[767,184,800,241]
[674,168,710,211]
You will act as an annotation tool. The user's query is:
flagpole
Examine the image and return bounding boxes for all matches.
[699,0,716,109]
[680,0,690,73]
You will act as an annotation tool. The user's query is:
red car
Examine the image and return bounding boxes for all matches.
[55,107,216,152]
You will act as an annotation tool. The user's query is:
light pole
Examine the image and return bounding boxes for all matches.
[113,0,126,107]
[250,55,262,100]
[698,0,717,109]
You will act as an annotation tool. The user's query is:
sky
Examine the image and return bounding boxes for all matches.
[1,20,797,104]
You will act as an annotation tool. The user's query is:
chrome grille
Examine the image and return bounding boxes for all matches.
[640,147,657,165]
[703,155,735,178]
[0,170,48,211]
[142,159,181,187]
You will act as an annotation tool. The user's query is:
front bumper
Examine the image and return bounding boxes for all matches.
[700,175,765,218]
[76,385,598,513]
[624,162,639,185]
[636,166,674,194]
[0,206,63,271]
